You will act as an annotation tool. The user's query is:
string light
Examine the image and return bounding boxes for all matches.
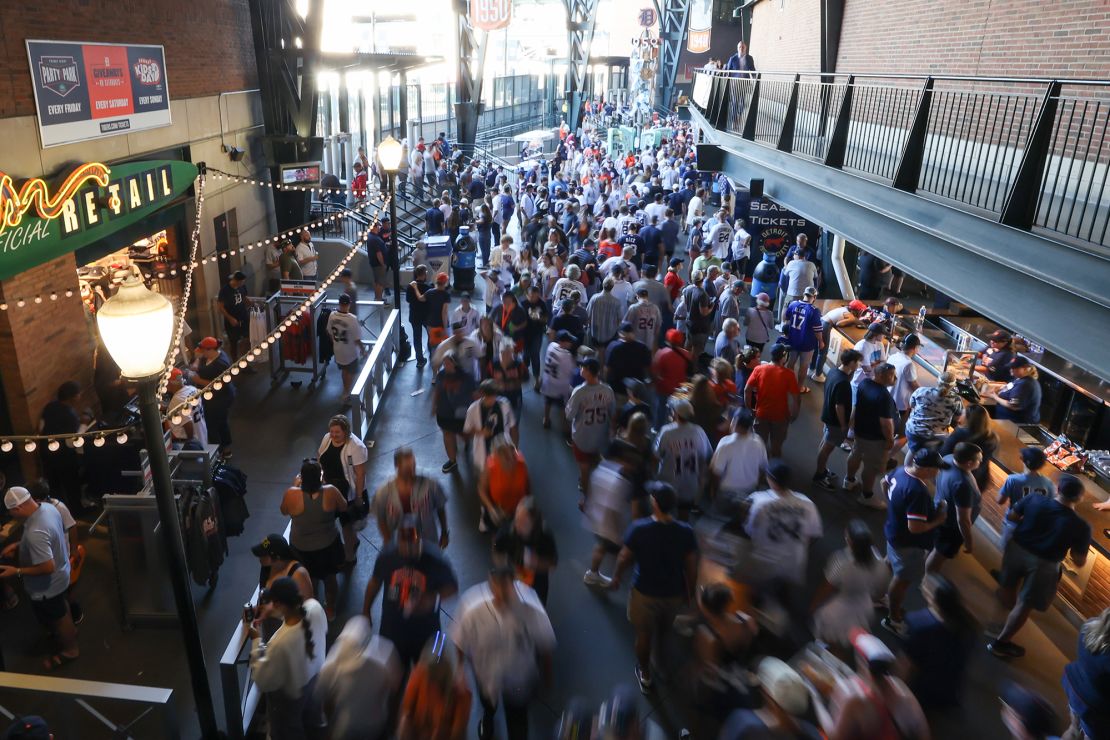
[0,423,139,452]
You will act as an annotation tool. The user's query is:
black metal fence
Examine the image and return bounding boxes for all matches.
[695,70,1110,249]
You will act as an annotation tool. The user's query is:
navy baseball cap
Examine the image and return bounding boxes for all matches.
[619,321,634,334]
[2,716,49,740]
[1020,447,1046,469]
[555,329,575,343]
[669,256,684,266]
[912,448,951,469]
[579,357,601,374]
[1009,356,1032,369]
[338,293,351,305]
[765,460,790,487]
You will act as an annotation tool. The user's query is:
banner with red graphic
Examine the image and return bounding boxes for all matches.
[469,0,512,31]
[27,40,172,148]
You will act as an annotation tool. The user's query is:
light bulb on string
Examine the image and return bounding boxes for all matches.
[72,436,84,449]
[47,439,60,452]
[171,414,182,425]
[213,381,223,390]
[24,440,36,452]
[203,391,214,400]
[116,432,128,445]
[1,440,13,453]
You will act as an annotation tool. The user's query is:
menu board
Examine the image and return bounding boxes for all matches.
[27,40,172,148]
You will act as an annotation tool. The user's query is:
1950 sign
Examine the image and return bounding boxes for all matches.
[0,159,198,280]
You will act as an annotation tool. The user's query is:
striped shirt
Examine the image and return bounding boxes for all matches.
[586,290,623,345]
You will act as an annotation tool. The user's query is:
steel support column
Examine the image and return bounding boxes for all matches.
[1000,81,1062,231]
[777,74,801,152]
[563,0,600,130]
[652,0,691,112]
[454,0,488,147]
[891,77,934,192]
[823,75,854,168]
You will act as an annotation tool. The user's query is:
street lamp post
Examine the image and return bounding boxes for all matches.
[377,136,404,312]
[97,272,219,739]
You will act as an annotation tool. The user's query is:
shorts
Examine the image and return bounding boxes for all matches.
[372,264,389,285]
[293,537,346,580]
[428,325,448,346]
[436,416,465,434]
[851,437,890,480]
[905,433,941,455]
[821,425,848,447]
[596,535,621,554]
[933,529,964,559]
[30,592,69,625]
[627,588,684,634]
[225,322,247,348]
[887,545,927,584]
[999,541,1062,611]
[337,357,359,372]
[572,444,601,467]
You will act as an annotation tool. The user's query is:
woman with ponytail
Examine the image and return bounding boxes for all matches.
[246,576,328,739]
[811,519,890,654]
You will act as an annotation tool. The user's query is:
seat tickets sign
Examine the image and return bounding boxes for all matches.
[27,40,172,148]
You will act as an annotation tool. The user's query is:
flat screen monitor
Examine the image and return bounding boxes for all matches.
[279,162,322,186]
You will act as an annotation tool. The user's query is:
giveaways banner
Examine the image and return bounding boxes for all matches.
[27,40,171,148]
[736,191,821,259]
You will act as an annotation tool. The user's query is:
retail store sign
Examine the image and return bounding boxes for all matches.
[0,160,198,280]
[27,40,172,148]
[469,0,512,31]
[687,0,713,53]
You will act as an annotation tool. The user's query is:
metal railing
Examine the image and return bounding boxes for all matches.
[0,672,178,738]
[694,69,1110,249]
[349,308,402,440]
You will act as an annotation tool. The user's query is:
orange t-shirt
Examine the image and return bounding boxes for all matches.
[745,363,800,422]
[487,451,529,515]
[399,662,472,740]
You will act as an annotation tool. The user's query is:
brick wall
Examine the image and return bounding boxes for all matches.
[749,0,823,73]
[837,0,1110,79]
[0,0,258,120]
[0,254,95,450]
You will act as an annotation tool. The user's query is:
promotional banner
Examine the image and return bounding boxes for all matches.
[26,40,171,148]
[687,0,713,53]
[0,160,197,280]
[736,191,821,259]
[469,0,512,31]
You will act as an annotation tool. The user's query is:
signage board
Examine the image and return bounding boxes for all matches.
[639,7,657,27]
[26,40,172,148]
[0,159,198,281]
[469,0,512,31]
[735,193,821,261]
[687,0,713,53]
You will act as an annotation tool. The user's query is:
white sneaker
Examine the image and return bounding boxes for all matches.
[583,569,612,588]
[857,493,887,510]
[811,372,826,383]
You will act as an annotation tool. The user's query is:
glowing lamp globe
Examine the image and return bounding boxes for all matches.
[97,273,175,379]
[378,136,403,173]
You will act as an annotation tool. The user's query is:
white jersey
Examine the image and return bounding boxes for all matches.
[541,343,576,401]
[654,422,713,504]
[169,385,208,446]
[745,489,824,584]
[708,222,734,260]
[623,301,662,351]
[731,228,751,261]
[327,310,363,366]
[616,216,638,238]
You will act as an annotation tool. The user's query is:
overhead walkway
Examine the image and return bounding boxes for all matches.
[689,70,1110,380]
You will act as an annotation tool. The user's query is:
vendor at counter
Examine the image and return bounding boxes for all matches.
[989,356,1043,425]
[975,329,1015,382]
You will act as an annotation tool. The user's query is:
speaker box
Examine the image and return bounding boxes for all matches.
[749,178,764,199]
[695,143,727,172]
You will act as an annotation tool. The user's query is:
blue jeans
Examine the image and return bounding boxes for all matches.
[811,321,833,373]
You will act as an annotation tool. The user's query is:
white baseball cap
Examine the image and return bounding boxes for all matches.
[4,486,31,509]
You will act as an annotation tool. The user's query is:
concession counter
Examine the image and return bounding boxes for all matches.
[816,300,1110,623]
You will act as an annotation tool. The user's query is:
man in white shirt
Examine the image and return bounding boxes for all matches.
[731,220,752,273]
[744,459,823,587]
[295,229,319,281]
[707,212,734,261]
[685,189,705,230]
[710,408,768,500]
[327,294,364,397]
[166,368,208,447]
[452,567,556,740]
[451,292,481,336]
[645,193,669,224]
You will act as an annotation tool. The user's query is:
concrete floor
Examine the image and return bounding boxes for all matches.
[0,277,1082,739]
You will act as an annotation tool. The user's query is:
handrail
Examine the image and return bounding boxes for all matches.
[349,308,402,441]
[693,68,1110,249]
[0,671,178,738]
[697,68,1110,87]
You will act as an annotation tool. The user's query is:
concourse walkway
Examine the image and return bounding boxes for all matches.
[0,276,1082,738]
